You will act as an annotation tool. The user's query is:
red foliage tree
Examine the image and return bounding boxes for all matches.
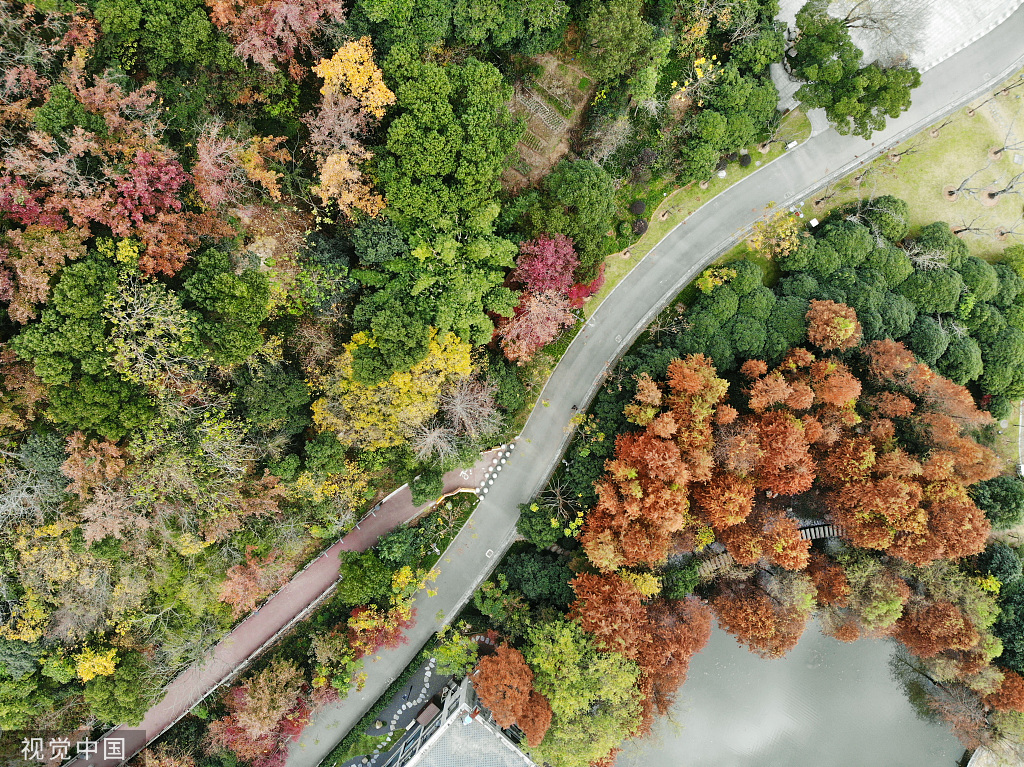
[219,549,292,618]
[513,234,579,295]
[207,0,347,76]
[472,644,535,728]
[567,263,605,308]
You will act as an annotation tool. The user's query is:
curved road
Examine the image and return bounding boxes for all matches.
[289,9,1024,765]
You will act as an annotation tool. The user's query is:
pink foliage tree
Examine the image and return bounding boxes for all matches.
[207,0,347,78]
[110,152,188,233]
[513,234,579,295]
[497,291,577,365]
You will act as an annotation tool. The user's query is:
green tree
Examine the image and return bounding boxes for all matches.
[896,270,964,314]
[958,256,1000,302]
[234,363,311,436]
[379,58,523,228]
[971,476,1024,530]
[433,622,479,676]
[182,250,270,366]
[935,334,983,385]
[337,551,393,607]
[91,0,235,73]
[351,216,407,266]
[979,542,1023,587]
[501,550,574,609]
[865,245,914,288]
[524,619,642,767]
[83,651,156,725]
[862,195,910,241]
[473,574,532,639]
[528,160,618,279]
[791,1,919,138]
[378,525,425,565]
[906,316,949,365]
[10,257,155,439]
[581,0,654,82]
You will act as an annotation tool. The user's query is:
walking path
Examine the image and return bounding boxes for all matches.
[289,9,1024,763]
[66,449,504,767]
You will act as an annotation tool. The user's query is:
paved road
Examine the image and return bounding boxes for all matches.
[64,450,502,767]
[288,7,1024,765]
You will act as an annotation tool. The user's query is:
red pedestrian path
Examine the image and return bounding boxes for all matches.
[66,449,503,767]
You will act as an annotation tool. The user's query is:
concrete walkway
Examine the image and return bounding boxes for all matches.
[289,6,1024,765]
[66,449,503,767]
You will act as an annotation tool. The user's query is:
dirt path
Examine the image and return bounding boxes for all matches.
[66,449,504,767]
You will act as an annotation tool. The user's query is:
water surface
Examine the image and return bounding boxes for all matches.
[616,622,964,767]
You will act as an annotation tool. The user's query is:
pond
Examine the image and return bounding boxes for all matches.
[616,621,966,767]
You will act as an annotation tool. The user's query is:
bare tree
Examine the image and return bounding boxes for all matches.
[539,477,582,524]
[410,424,459,463]
[997,216,1024,241]
[904,241,949,270]
[440,377,501,441]
[951,214,994,237]
[832,0,926,64]
[585,115,633,165]
[888,138,923,162]
[929,114,957,138]
[990,107,1024,159]
[945,161,993,199]
[984,170,1024,202]
[967,74,1024,114]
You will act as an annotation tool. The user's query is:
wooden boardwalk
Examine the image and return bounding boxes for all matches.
[799,523,844,541]
[695,523,845,579]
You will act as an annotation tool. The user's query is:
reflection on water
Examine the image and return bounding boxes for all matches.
[616,621,963,767]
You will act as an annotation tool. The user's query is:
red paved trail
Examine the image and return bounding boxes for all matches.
[69,450,502,767]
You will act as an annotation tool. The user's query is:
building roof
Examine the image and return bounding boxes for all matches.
[407,715,535,767]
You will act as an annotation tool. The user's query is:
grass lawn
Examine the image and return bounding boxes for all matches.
[822,69,1024,261]
[584,109,812,317]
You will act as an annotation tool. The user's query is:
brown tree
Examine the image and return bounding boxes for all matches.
[518,691,553,747]
[893,600,980,658]
[805,300,862,351]
[569,573,649,658]
[712,580,807,659]
[985,671,1024,713]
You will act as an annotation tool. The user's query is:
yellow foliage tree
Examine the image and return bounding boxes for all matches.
[75,646,118,682]
[313,37,395,119]
[311,330,472,450]
[749,209,802,260]
[310,151,386,217]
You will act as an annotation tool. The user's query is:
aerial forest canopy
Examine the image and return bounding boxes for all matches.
[0,0,949,760]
